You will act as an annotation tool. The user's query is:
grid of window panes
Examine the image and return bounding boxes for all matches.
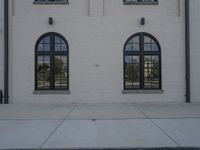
[123,0,158,5]
[34,0,69,4]
[37,56,50,89]
[54,55,68,89]
[144,55,160,89]
[124,56,140,89]
[36,33,68,90]
[125,36,140,52]
[54,35,68,90]
[124,33,161,90]
[37,36,50,51]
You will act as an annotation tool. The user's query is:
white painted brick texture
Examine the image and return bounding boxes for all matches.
[10,0,190,103]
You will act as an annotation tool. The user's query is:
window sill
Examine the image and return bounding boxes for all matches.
[33,90,70,95]
[33,2,69,5]
[122,90,164,94]
[123,2,158,5]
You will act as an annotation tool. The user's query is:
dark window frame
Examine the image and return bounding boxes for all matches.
[123,0,158,5]
[35,32,69,91]
[123,32,162,90]
[33,0,69,5]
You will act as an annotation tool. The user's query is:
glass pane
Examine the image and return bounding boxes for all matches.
[125,44,132,51]
[37,36,50,51]
[125,55,140,89]
[125,44,139,51]
[37,56,50,89]
[128,36,139,44]
[144,36,159,51]
[44,36,50,43]
[54,36,67,51]
[144,36,151,43]
[125,36,140,52]
[54,56,68,89]
[144,55,160,89]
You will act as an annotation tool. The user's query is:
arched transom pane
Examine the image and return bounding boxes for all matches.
[54,36,68,51]
[125,36,140,51]
[144,36,159,51]
[37,36,50,51]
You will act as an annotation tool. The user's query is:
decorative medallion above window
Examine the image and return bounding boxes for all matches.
[123,0,158,5]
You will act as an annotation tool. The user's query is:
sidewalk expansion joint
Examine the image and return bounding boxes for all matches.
[39,104,78,148]
[135,104,180,147]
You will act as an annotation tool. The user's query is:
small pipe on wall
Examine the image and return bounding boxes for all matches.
[185,0,190,103]
[4,0,9,104]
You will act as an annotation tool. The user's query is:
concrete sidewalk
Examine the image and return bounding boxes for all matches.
[0,103,200,149]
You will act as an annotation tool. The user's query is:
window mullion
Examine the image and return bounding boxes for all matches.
[35,54,38,90]
[159,53,162,89]
[140,33,144,89]
[50,34,55,90]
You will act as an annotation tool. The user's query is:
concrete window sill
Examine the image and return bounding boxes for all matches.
[33,1,69,5]
[33,90,70,95]
[122,90,164,94]
[123,2,159,5]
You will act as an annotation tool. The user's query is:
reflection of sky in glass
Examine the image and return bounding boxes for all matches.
[38,44,50,52]
[125,44,140,51]
[125,56,139,64]
[128,36,139,44]
[126,36,140,51]
[144,36,151,43]
[54,36,67,51]
[38,56,43,63]
[44,56,50,64]
[55,36,63,43]
[37,56,50,66]
[44,36,50,43]
[144,36,159,51]
[37,36,50,51]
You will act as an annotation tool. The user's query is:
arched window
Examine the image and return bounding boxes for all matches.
[124,32,161,90]
[35,33,69,90]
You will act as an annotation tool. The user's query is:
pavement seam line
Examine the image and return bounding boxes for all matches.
[64,103,79,120]
[39,104,78,149]
[149,118,181,146]
[135,104,180,147]
[1,117,200,121]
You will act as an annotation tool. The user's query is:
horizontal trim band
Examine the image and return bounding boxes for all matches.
[122,90,164,94]
[33,90,70,94]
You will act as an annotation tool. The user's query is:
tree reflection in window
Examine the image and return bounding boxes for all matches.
[35,33,69,90]
[124,32,161,90]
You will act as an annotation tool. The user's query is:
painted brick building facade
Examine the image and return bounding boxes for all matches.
[0,0,200,103]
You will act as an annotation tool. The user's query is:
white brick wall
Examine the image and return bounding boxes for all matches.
[11,0,187,103]
[89,0,104,17]
[190,0,200,102]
